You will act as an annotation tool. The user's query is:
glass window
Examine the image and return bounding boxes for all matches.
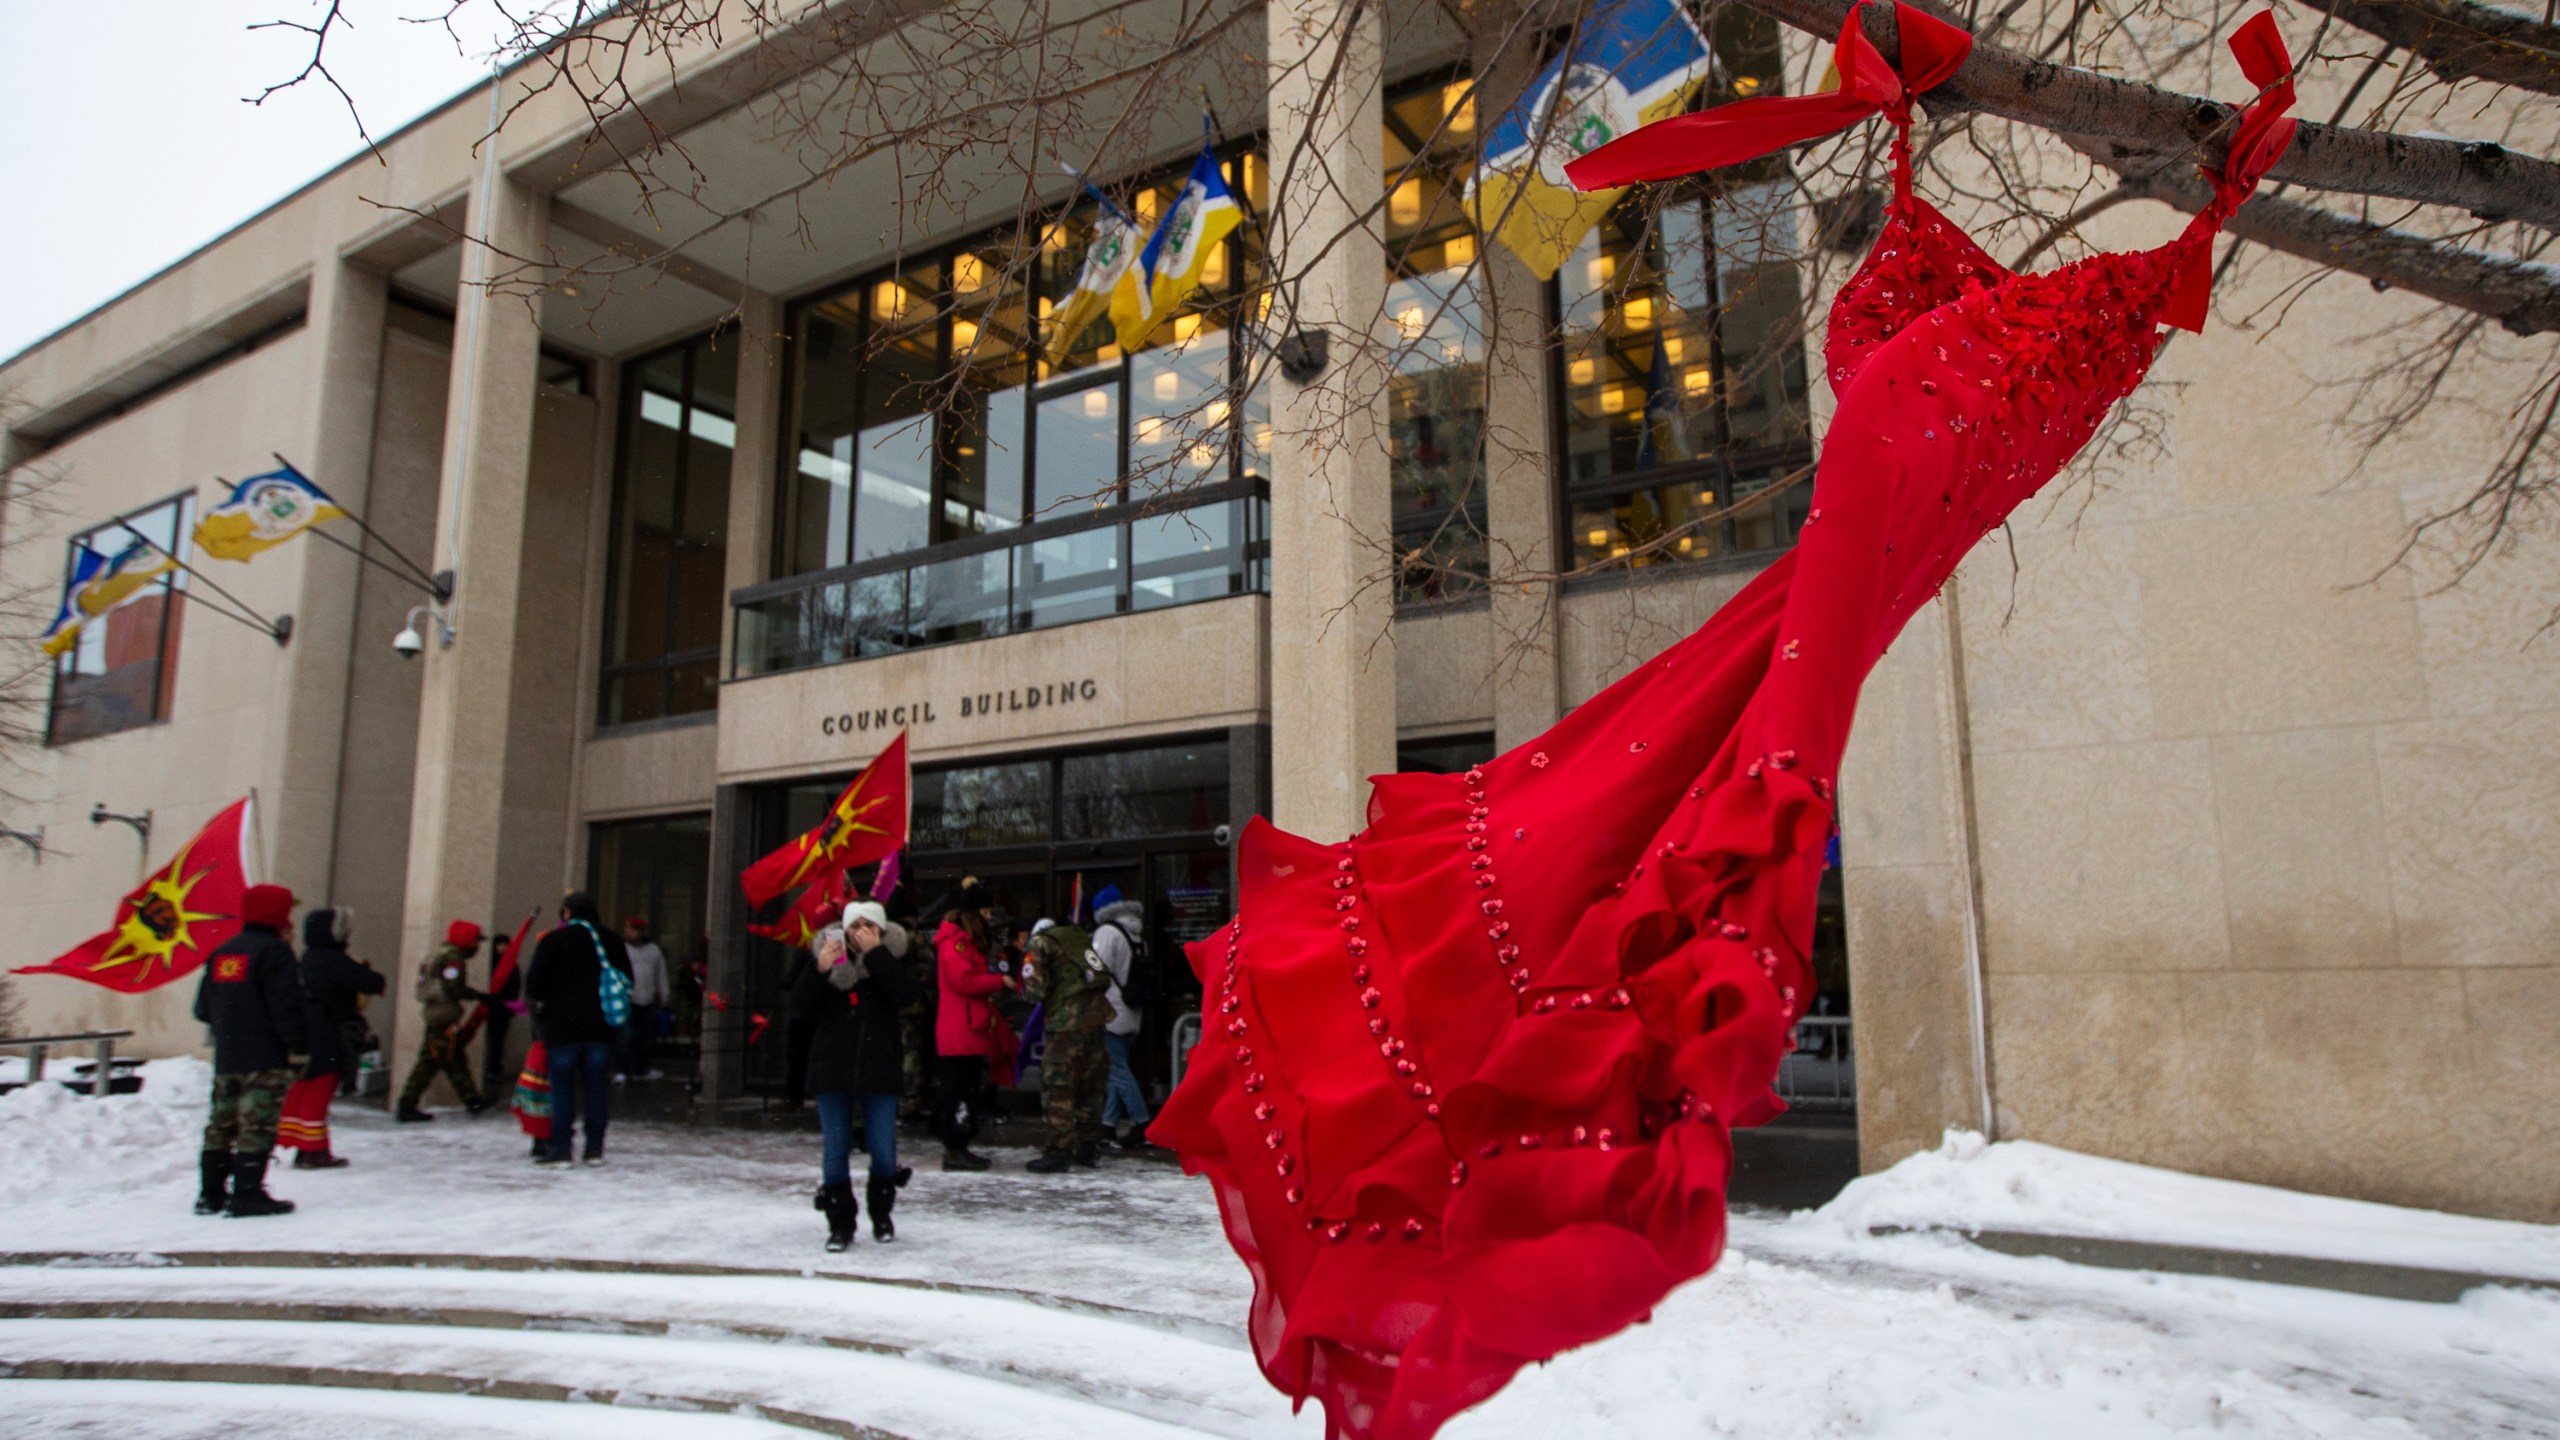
[589,812,711,1068]
[909,547,1011,646]
[1398,732,1495,774]
[1017,527,1120,628]
[858,263,942,561]
[775,149,1264,583]
[1060,741,1230,839]
[1130,501,1237,611]
[784,296,861,574]
[46,494,191,745]
[1384,76,1490,606]
[913,760,1052,848]
[601,330,737,726]
[1558,11,1812,575]
[1034,374,1122,515]
[1129,325,1233,499]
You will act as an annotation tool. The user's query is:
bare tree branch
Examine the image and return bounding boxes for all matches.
[2285,0,2560,97]
[1741,0,2560,228]
[2097,151,2560,333]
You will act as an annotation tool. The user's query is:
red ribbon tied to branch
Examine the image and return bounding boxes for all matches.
[1563,0,1972,190]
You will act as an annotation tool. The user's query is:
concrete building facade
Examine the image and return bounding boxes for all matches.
[2,0,2551,1222]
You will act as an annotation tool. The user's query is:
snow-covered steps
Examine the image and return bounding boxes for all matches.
[0,1258,1308,1440]
[0,1377,828,1440]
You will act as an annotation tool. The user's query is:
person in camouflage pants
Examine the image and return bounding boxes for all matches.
[397,922,488,1120]
[204,1069,294,1155]
[192,883,309,1217]
[1023,920,1113,1172]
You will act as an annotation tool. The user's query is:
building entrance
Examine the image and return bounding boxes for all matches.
[737,734,1238,1102]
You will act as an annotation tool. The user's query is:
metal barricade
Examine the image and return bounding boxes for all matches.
[1773,1015,1854,1112]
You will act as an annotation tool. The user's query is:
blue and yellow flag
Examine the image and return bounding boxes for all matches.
[1049,198,1145,365]
[1119,147,1246,351]
[194,462,348,562]
[42,536,177,657]
[1465,0,1717,279]
[39,545,108,658]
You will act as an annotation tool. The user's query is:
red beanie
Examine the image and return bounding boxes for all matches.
[446,919,484,950]
[241,884,295,930]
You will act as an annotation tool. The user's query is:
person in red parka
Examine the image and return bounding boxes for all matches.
[930,878,1009,1172]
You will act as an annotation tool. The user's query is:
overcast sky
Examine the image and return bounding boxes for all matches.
[0,2,519,362]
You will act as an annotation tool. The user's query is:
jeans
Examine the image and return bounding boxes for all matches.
[1101,1030,1151,1129]
[815,1090,901,1186]
[546,1041,613,1160]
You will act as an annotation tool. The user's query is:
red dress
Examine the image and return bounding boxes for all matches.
[1149,9,2298,1438]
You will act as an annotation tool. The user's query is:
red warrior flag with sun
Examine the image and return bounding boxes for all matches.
[17,799,255,993]
[739,731,910,910]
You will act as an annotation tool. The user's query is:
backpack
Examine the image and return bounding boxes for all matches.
[1100,920,1157,1011]
[575,920,631,1028]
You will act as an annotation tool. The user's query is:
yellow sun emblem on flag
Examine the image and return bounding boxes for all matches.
[96,838,224,980]
[786,777,895,891]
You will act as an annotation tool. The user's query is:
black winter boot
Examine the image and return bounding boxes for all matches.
[1072,1141,1101,1169]
[193,1150,230,1215]
[939,1146,992,1172]
[1026,1147,1074,1174]
[292,1148,349,1170]
[225,1152,296,1218]
[818,1182,858,1252]
[867,1175,897,1241]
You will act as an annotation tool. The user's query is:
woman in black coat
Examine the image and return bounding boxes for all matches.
[288,908,385,1169]
[795,900,918,1250]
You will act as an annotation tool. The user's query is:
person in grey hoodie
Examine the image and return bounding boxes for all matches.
[1092,897,1154,1149]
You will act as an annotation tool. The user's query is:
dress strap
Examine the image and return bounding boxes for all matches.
[2162,12,2299,331]
[1566,0,1971,191]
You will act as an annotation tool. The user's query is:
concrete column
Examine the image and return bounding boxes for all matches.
[1836,590,1996,1172]
[1265,0,1395,842]
[697,295,783,1103]
[722,292,785,650]
[1472,7,1565,755]
[268,256,389,902]
[701,781,755,1101]
[397,170,553,1018]
[1480,247,1562,752]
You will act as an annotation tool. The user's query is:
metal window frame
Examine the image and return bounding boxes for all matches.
[43,488,195,748]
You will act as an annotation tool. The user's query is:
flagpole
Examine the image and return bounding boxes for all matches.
[111,522,292,646]
[269,454,448,595]
[246,787,269,886]
[304,523,450,601]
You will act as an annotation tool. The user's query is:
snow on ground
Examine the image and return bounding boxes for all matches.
[1811,1128,2560,1281]
[2,1069,2557,1438]
[0,1057,210,1205]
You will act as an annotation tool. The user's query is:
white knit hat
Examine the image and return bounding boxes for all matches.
[842,900,890,931]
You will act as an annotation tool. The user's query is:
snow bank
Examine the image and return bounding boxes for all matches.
[1803,1129,2560,1282]
[0,1056,208,1205]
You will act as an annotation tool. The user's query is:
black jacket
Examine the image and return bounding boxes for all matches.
[522,919,632,1046]
[193,922,308,1075]
[795,941,917,1097]
[299,910,386,1077]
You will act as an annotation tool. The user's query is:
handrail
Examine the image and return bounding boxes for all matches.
[0,1030,136,1047]
[731,476,1268,608]
[1,1029,138,1100]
